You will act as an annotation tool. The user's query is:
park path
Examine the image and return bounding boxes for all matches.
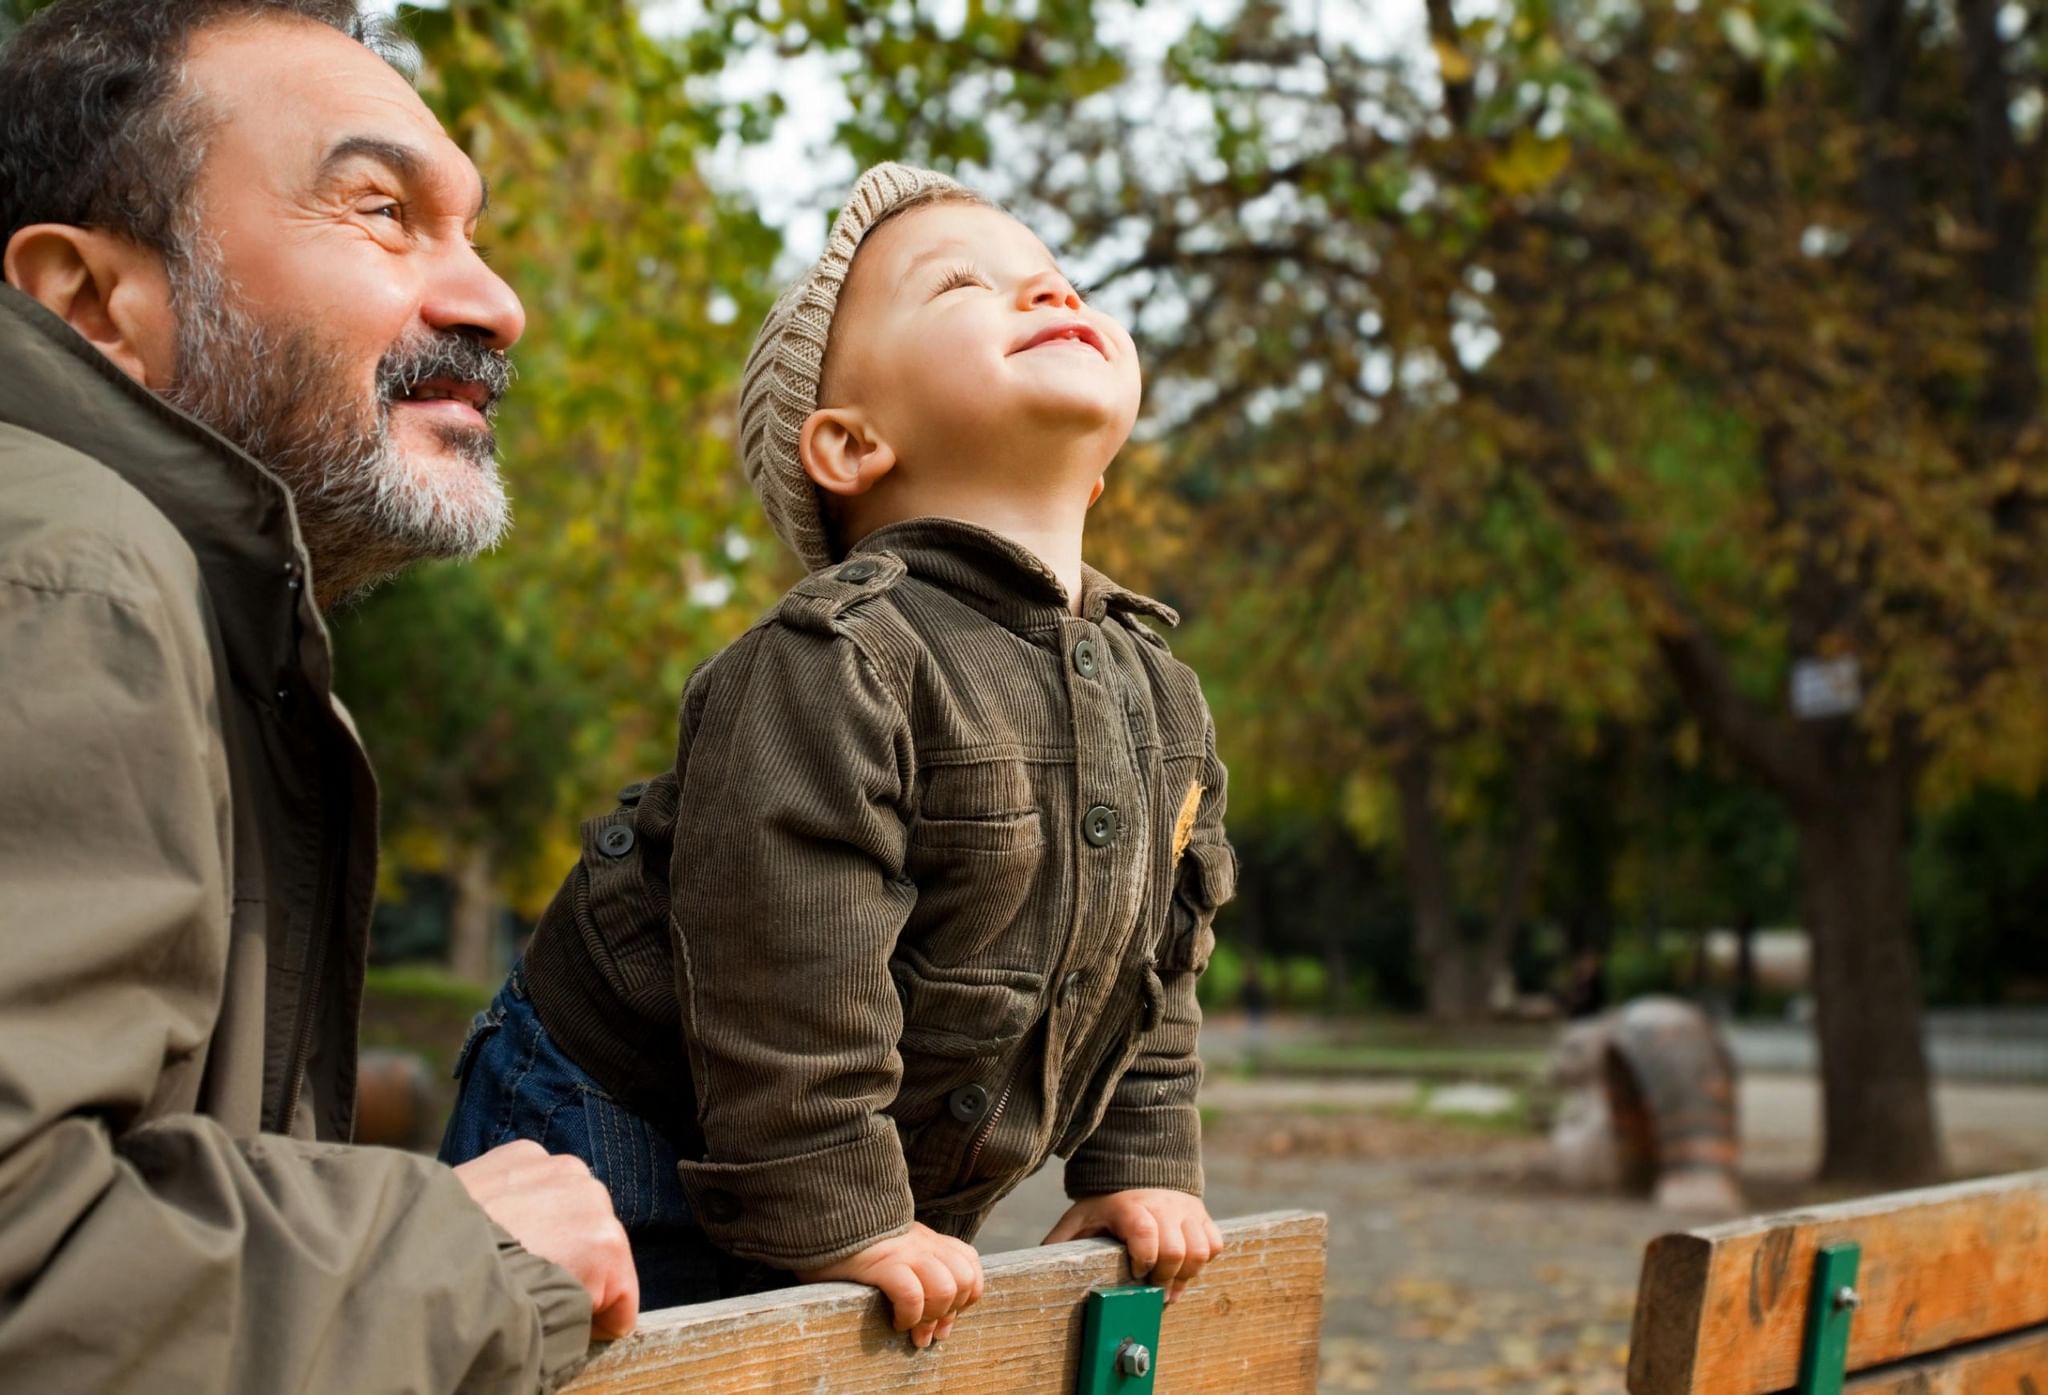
[976,1073,2048,1394]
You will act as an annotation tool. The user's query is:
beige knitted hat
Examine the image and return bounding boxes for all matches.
[738,162,979,573]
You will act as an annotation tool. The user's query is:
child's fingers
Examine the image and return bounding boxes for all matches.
[871,1260,928,1333]
[1169,1215,1215,1299]
[933,1315,957,1343]
[942,1244,984,1313]
[910,1318,940,1349]
[912,1251,961,1328]
[1117,1207,1161,1279]
[1152,1214,1190,1285]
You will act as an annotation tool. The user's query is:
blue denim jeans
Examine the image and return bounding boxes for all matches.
[438,961,791,1309]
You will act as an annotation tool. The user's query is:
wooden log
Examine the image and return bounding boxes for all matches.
[562,1210,1327,1394]
[1843,1324,2048,1393]
[1627,1170,2048,1395]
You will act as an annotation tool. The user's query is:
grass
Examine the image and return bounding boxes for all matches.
[1254,1041,1549,1084]
[363,962,495,1012]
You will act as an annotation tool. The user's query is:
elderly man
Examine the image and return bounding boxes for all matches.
[0,1,638,1388]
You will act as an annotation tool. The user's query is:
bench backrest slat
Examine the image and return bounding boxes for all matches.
[1844,1324,2048,1393]
[1628,1169,2048,1394]
[561,1210,1328,1394]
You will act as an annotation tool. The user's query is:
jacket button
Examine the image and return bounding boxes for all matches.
[839,559,879,583]
[1060,970,1085,1004]
[1082,805,1121,847]
[598,825,636,858]
[948,1084,991,1123]
[617,781,648,806]
[1072,637,1099,678]
[700,1189,743,1224]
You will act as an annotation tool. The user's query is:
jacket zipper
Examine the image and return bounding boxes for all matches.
[277,748,340,1133]
[956,1070,1020,1188]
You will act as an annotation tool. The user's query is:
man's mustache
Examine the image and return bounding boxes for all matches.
[377,332,514,418]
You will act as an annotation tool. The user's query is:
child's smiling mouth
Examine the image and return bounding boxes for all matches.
[1011,320,1109,359]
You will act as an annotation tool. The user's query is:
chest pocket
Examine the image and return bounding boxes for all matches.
[904,757,1046,966]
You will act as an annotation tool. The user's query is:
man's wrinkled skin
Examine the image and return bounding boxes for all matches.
[2,10,637,1341]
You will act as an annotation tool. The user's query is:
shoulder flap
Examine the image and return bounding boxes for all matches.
[1110,606,1175,652]
[774,552,910,636]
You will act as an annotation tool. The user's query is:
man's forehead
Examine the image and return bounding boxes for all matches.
[184,16,478,199]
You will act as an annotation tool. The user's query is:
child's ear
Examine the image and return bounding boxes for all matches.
[800,407,899,498]
[1087,476,1106,508]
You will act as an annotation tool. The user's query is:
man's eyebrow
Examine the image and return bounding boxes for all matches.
[316,135,489,219]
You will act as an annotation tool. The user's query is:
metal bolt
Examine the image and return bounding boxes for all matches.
[1116,1340,1152,1378]
[1834,1286,1862,1311]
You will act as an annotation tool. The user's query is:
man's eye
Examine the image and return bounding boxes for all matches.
[367,202,406,223]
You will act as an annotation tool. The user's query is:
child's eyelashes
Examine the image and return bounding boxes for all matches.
[927,262,1089,301]
[932,264,990,296]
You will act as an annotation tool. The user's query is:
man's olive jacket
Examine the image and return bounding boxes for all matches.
[526,518,1237,1271]
[0,287,591,1391]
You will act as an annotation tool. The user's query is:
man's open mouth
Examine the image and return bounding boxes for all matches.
[394,376,494,413]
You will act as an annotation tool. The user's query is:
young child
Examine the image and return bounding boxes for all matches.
[441,164,1237,1345]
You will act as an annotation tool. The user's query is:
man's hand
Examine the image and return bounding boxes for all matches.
[1043,1190,1224,1302]
[796,1223,985,1348]
[453,1140,640,1341]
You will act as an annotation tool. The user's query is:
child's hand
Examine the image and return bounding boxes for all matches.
[1042,1190,1225,1302]
[796,1222,986,1348]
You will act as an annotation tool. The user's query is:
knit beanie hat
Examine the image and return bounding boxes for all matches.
[738,162,977,573]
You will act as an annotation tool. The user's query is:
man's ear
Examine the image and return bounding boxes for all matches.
[3,225,177,388]
[1087,476,1106,508]
[800,407,899,498]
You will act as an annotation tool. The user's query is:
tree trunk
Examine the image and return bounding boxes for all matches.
[448,843,499,984]
[1392,739,1488,1023]
[1793,756,1944,1186]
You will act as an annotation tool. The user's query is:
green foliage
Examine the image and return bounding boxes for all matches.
[1912,787,2048,1003]
[340,1,791,902]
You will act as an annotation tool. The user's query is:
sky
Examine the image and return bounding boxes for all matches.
[370,0,1435,264]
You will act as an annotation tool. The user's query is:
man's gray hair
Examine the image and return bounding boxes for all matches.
[0,1,416,260]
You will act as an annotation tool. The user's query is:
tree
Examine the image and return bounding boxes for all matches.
[331,0,791,967]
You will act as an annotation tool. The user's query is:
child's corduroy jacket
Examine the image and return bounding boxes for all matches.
[524,516,1235,1271]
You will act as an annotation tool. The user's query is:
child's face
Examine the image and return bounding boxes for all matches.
[822,202,1142,477]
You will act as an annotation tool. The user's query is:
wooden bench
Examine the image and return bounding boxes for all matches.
[560,1210,1327,1393]
[1628,1169,2048,1393]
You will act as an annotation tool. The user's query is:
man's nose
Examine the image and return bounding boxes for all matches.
[420,243,526,351]
[1018,270,1081,313]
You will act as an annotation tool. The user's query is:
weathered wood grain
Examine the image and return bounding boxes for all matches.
[1627,1170,2048,1394]
[562,1210,1327,1394]
[1843,1324,2048,1393]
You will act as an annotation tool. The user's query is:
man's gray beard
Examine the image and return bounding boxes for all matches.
[162,244,512,606]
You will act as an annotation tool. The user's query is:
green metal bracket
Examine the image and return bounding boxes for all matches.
[1794,1242,1862,1395]
[1075,1284,1165,1395]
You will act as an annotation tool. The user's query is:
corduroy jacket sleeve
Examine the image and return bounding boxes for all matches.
[1064,713,1234,1199]
[667,619,921,1270]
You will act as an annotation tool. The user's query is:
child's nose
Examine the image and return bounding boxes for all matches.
[1019,271,1082,312]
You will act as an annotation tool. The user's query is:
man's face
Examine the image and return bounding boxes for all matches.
[166,16,526,603]
[825,203,1141,481]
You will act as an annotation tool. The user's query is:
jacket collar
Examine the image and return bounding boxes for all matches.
[0,286,335,714]
[851,516,1179,633]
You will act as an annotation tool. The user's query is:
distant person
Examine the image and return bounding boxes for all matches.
[1565,949,1609,1019]
[1241,957,1270,1050]
[442,165,1239,1343]
[0,3,636,1387]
